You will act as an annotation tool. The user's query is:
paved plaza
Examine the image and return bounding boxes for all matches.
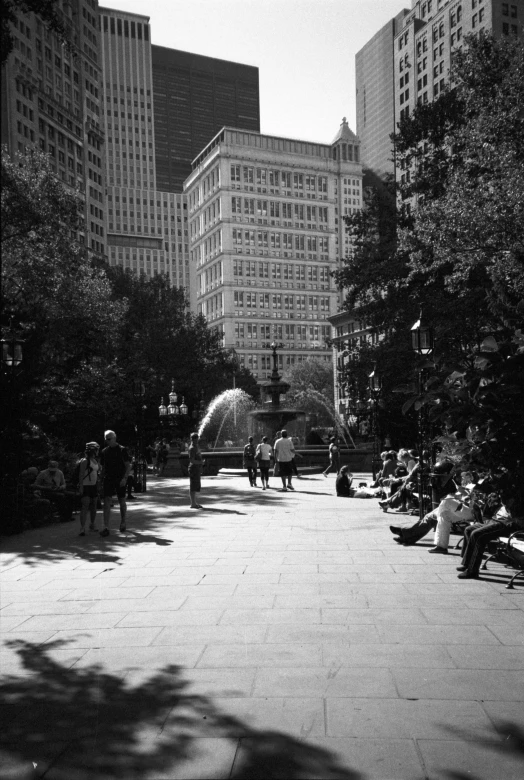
[1,473,523,780]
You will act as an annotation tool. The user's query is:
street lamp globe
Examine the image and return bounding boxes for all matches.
[368,367,382,397]
[1,328,24,368]
[411,312,434,356]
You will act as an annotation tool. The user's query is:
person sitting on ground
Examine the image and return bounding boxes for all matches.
[33,461,74,522]
[274,429,295,491]
[336,466,354,497]
[78,442,100,535]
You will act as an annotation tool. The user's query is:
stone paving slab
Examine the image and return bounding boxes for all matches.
[1,473,523,779]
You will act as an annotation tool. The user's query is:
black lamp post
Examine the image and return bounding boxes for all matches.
[368,366,382,479]
[411,312,435,520]
[132,380,147,493]
[159,379,189,431]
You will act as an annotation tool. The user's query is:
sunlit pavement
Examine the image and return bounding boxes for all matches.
[1,473,523,780]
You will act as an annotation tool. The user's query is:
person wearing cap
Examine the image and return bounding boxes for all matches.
[100,430,132,535]
[33,461,73,522]
[78,442,100,536]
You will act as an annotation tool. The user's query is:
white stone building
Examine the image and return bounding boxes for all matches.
[184,120,363,379]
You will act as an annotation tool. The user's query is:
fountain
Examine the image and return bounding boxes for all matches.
[197,387,254,447]
[248,342,307,443]
[176,344,371,476]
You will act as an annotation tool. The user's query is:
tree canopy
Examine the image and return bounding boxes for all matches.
[334,33,524,501]
[1,148,252,470]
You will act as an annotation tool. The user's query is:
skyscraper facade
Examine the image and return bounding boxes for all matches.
[184,121,363,379]
[99,6,260,292]
[1,0,105,256]
[99,6,188,287]
[152,46,260,193]
[356,9,409,183]
[395,0,522,132]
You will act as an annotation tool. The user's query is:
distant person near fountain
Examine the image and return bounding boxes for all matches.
[255,436,273,490]
[323,437,341,477]
[188,432,204,509]
[243,436,258,487]
[274,430,295,492]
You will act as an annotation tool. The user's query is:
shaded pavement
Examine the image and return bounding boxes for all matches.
[1,474,523,779]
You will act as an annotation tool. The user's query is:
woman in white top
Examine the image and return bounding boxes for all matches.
[78,441,100,535]
[255,436,273,490]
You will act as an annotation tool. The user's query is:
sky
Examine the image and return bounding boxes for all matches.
[104,0,409,144]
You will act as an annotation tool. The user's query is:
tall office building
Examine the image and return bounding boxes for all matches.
[357,0,522,186]
[356,9,409,183]
[1,0,106,256]
[99,6,260,292]
[395,0,522,131]
[184,121,363,379]
[152,46,260,193]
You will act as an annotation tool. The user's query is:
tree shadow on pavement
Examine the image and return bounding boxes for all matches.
[436,720,524,780]
[0,479,276,568]
[1,639,361,780]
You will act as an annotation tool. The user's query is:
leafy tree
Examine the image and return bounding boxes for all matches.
[334,33,524,477]
[1,1,73,65]
[1,148,121,466]
[283,359,336,427]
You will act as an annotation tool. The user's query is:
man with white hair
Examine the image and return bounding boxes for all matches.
[100,430,132,536]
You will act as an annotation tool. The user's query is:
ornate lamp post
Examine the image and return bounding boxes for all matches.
[132,380,147,493]
[411,312,435,520]
[159,379,189,430]
[368,366,382,479]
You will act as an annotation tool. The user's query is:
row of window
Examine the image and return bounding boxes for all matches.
[230,165,329,192]
[235,323,331,341]
[231,229,330,255]
[233,292,331,311]
[230,198,330,224]
[232,260,330,282]
[102,16,150,41]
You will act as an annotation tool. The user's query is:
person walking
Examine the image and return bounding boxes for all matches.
[274,429,295,491]
[255,436,273,490]
[243,436,258,487]
[323,437,341,477]
[77,442,100,535]
[188,432,204,509]
[100,430,132,536]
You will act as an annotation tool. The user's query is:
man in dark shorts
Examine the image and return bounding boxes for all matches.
[100,430,132,536]
[188,432,204,509]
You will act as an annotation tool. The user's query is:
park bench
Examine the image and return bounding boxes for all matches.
[481,531,524,589]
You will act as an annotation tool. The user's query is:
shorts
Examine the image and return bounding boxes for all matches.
[103,478,126,499]
[189,473,201,492]
[81,485,98,498]
[278,461,292,477]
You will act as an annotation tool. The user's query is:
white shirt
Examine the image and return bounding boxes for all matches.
[257,443,273,461]
[274,437,295,463]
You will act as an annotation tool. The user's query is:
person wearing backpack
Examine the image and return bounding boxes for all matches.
[100,430,132,536]
[77,441,100,536]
